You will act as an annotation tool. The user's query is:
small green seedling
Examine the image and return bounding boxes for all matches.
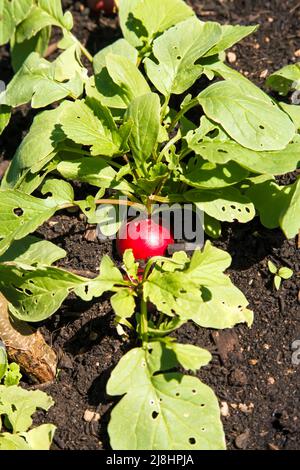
[0,343,56,450]
[267,260,293,290]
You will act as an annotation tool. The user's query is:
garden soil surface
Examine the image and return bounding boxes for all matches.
[1,0,300,451]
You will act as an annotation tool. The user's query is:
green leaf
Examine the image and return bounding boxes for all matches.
[119,0,194,50]
[279,103,300,131]
[106,53,150,103]
[198,78,295,151]
[0,343,7,382]
[280,177,300,239]
[185,241,231,285]
[125,93,161,167]
[185,187,255,223]
[190,285,254,329]
[3,363,22,387]
[0,384,54,433]
[145,18,221,96]
[10,0,33,25]
[0,265,83,321]
[41,179,74,206]
[1,103,68,190]
[169,343,212,373]
[20,424,56,450]
[0,255,123,321]
[0,190,58,255]
[111,289,136,319]
[187,137,300,176]
[274,275,281,291]
[180,156,249,189]
[268,260,277,274]
[0,433,31,450]
[0,0,14,45]
[3,46,84,108]
[60,99,123,157]
[278,267,293,280]
[206,24,258,55]
[123,249,139,279]
[203,214,221,239]
[0,105,11,135]
[267,63,300,95]
[245,179,292,229]
[143,269,204,318]
[11,26,51,72]
[57,158,119,189]
[74,255,125,302]
[93,38,138,74]
[16,0,72,42]
[107,342,225,450]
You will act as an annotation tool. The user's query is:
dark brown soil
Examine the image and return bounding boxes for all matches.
[1,0,300,451]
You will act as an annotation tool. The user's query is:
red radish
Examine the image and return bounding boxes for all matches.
[87,0,116,14]
[116,218,174,261]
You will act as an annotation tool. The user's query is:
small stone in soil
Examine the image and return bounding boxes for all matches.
[220,401,230,417]
[235,430,250,449]
[227,52,237,63]
[229,368,248,386]
[83,409,100,422]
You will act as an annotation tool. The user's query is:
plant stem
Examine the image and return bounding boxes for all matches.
[61,198,146,211]
[140,298,148,345]
[71,33,93,62]
[169,98,199,133]
[157,128,181,163]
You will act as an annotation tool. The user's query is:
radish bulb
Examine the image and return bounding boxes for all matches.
[87,0,116,14]
[116,218,174,261]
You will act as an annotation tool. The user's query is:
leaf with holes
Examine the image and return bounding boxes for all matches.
[185,187,255,223]
[0,384,54,433]
[145,18,221,96]
[41,179,74,206]
[107,342,225,450]
[186,128,300,175]
[180,156,249,189]
[186,281,254,329]
[0,254,124,321]
[0,190,59,256]
[198,78,295,151]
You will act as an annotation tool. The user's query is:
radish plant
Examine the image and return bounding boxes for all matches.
[0,0,299,450]
[0,235,253,449]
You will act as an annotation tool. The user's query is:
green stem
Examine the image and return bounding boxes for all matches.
[169,98,199,133]
[157,128,181,163]
[71,34,93,62]
[140,298,148,345]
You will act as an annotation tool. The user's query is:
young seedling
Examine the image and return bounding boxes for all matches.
[267,260,293,290]
[0,344,56,450]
